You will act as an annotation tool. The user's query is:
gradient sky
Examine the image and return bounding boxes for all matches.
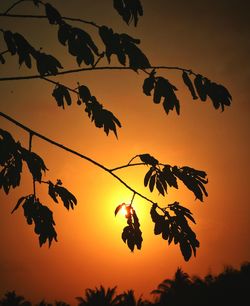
[0,0,249,305]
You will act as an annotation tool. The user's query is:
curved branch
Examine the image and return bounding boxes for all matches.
[0,65,196,82]
[0,13,100,28]
[0,111,158,207]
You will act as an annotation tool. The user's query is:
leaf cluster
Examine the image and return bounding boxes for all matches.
[115,203,143,252]
[0,129,47,194]
[48,180,77,210]
[113,0,143,26]
[99,26,150,70]
[3,30,63,75]
[143,70,232,114]
[150,202,199,261]
[60,23,99,66]
[143,72,180,114]
[140,153,208,201]
[79,85,122,137]
[12,194,57,247]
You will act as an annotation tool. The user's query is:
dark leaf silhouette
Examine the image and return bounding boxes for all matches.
[161,165,178,189]
[84,96,121,137]
[58,22,72,46]
[150,202,199,261]
[3,31,17,55]
[0,129,23,194]
[11,195,27,214]
[205,79,232,111]
[182,71,198,100]
[114,203,125,216]
[194,74,207,101]
[113,0,143,26]
[45,3,62,25]
[4,31,35,68]
[172,166,208,201]
[139,153,158,166]
[143,73,156,96]
[21,148,48,182]
[122,37,150,71]
[99,26,150,70]
[99,26,126,65]
[118,205,142,252]
[52,84,72,109]
[13,33,34,68]
[0,53,5,64]
[21,195,57,247]
[48,180,77,210]
[34,51,63,76]
[78,85,91,103]
[144,166,154,187]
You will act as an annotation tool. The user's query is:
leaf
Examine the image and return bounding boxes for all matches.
[71,28,99,56]
[113,0,143,26]
[156,179,165,196]
[58,22,72,45]
[78,85,91,103]
[122,40,150,71]
[22,196,58,247]
[139,153,158,166]
[182,71,198,100]
[99,26,126,65]
[194,74,207,101]
[180,239,192,261]
[48,181,58,203]
[205,79,232,112]
[21,149,48,182]
[35,51,63,76]
[115,203,125,216]
[0,54,6,64]
[52,85,71,108]
[84,96,121,137]
[3,31,16,55]
[144,166,154,187]
[142,75,155,96]
[11,196,27,214]
[149,173,156,192]
[55,185,77,210]
[45,3,62,25]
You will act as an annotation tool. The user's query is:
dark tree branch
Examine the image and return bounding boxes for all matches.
[0,13,100,28]
[0,66,196,82]
[0,111,160,208]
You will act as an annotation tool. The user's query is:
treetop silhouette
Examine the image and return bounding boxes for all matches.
[0,0,232,261]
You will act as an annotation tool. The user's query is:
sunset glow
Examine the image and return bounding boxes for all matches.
[0,0,249,305]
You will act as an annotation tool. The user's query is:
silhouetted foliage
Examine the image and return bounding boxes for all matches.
[0,291,31,306]
[0,0,232,260]
[0,129,76,247]
[115,204,143,252]
[76,286,118,306]
[113,0,143,27]
[1,262,249,305]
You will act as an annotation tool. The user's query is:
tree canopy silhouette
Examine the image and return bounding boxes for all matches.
[0,0,232,261]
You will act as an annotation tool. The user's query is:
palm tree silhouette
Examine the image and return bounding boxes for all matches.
[116,290,150,306]
[76,286,118,306]
[151,267,191,305]
[0,291,31,306]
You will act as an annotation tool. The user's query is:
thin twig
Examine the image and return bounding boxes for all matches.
[0,65,196,82]
[0,13,100,28]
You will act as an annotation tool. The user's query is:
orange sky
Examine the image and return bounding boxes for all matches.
[0,0,250,305]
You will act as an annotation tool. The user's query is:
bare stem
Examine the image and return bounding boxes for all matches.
[0,65,196,83]
[0,13,100,28]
